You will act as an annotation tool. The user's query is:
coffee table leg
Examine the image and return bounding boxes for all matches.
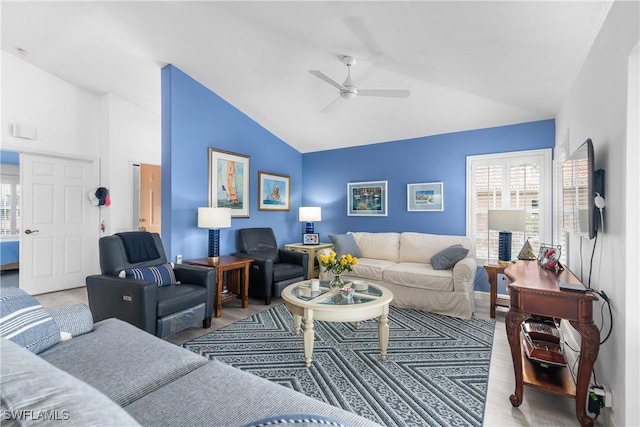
[293,314,302,334]
[303,312,315,367]
[378,312,389,361]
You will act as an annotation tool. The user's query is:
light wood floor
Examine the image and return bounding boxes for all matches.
[35,287,608,426]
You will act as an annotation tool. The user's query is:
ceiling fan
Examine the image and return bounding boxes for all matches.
[310,56,410,110]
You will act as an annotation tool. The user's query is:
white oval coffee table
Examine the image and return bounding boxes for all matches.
[281,280,393,367]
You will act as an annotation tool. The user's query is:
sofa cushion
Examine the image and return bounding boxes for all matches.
[431,245,469,270]
[0,287,61,354]
[0,338,141,426]
[124,360,381,427]
[123,262,176,287]
[328,233,362,258]
[399,232,474,263]
[351,232,400,262]
[347,258,396,281]
[39,318,208,407]
[383,263,454,292]
[47,303,94,338]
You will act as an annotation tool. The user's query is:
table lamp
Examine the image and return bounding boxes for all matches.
[299,207,321,233]
[488,209,526,266]
[198,207,232,262]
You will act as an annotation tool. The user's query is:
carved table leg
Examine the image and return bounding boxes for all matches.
[570,320,600,427]
[505,309,529,407]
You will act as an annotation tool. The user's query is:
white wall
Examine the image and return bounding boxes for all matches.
[555,1,639,425]
[100,94,161,235]
[1,52,161,270]
[1,52,101,158]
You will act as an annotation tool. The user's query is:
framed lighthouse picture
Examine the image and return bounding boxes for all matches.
[208,147,250,218]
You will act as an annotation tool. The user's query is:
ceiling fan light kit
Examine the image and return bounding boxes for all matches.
[310,55,410,110]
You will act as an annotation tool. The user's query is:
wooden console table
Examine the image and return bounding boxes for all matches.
[504,260,599,427]
[186,256,253,318]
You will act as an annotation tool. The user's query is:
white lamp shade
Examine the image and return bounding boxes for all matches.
[488,210,526,232]
[299,206,322,222]
[198,207,231,229]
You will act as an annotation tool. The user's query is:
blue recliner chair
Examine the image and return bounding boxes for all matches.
[233,228,308,305]
[85,232,216,338]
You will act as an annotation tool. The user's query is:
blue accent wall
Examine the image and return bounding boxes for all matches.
[161,65,554,294]
[301,120,555,240]
[0,150,19,165]
[161,65,303,261]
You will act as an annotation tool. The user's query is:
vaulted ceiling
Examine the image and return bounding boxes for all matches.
[1,1,612,153]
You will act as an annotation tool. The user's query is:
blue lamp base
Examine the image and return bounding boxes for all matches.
[305,222,315,233]
[498,231,512,264]
[208,229,220,262]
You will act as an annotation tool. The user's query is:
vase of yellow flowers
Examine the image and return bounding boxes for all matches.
[319,250,358,290]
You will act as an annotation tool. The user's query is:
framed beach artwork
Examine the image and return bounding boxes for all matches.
[347,180,388,216]
[407,182,444,212]
[208,148,250,218]
[258,171,290,211]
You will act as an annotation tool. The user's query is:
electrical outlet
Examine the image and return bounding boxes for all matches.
[589,385,612,408]
[176,254,183,264]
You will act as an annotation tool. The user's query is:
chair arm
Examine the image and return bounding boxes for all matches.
[85,275,158,335]
[173,264,216,319]
[173,264,215,286]
[452,257,478,293]
[232,253,274,298]
[279,249,308,268]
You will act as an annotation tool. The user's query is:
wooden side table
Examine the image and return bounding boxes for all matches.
[284,242,334,278]
[186,256,253,318]
[484,262,510,318]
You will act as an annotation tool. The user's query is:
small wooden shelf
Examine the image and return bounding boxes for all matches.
[521,344,576,398]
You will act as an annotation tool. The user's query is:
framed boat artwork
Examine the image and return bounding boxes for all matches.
[258,171,290,211]
[208,148,250,218]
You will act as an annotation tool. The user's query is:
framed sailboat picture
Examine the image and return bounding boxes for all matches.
[258,171,290,211]
[208,148,250,218]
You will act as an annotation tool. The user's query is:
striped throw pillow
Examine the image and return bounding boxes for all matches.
[123,263,177,287]
[47,303,94,338]
[0,287,61,354]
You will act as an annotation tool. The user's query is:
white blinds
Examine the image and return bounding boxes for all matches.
[467,149,552,263]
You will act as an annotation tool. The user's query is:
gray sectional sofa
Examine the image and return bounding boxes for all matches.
[1,298,381,426]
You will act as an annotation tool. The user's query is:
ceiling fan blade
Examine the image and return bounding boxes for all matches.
[358,89,410,98]
[320,95,342,113]
[309,70,346,91]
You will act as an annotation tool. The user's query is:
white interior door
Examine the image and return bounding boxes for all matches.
[20,154,98,295]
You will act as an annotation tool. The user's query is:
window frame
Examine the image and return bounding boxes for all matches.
[1,165,21,239]
[466,149,553,265]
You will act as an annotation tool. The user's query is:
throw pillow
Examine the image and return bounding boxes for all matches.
[123,262,177,287]
[328,233,362,258]
[0,287,61,354]
[243,414,348,427]
[47,303,94,339]
[430,244,469,270]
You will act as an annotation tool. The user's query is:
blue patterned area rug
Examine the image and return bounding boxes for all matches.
[184,304,495,427]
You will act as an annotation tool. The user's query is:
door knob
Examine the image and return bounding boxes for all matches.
[24,229,40,234]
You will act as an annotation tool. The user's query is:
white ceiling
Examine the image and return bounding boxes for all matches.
[1,1,613,153]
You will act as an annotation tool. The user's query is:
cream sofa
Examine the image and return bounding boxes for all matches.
[319,232,477,319]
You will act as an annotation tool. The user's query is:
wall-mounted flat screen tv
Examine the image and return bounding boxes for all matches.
[561,138,596,239]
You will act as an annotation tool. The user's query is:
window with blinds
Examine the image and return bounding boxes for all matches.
[467,149,552,264]
[554,134,569,265]
[0,177,20,237]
